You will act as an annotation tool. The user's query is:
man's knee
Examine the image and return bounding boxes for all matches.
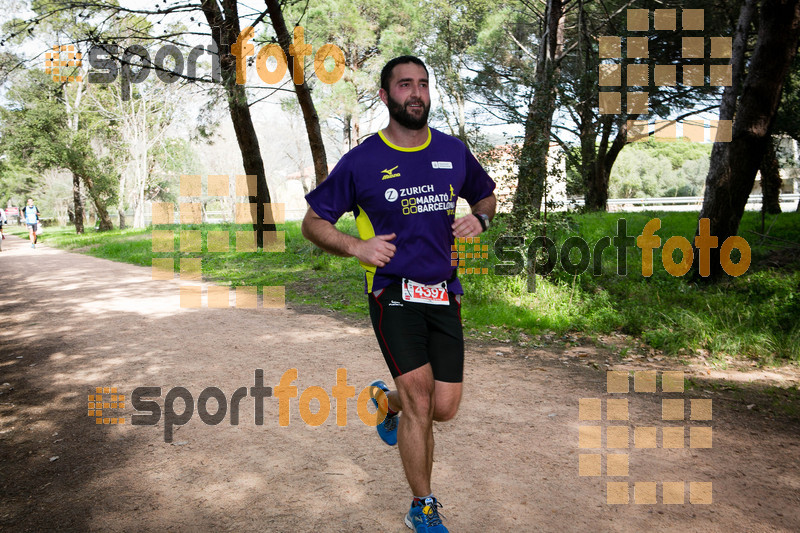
[431,380,461,422]
[396,370,435,417]
[432,409,457,422]
[402,388,434,416]
[432,401,459,422]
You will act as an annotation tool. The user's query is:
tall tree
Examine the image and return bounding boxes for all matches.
[8,2,333,243]
[765,46,800,212]
[697,0,800,279]
[265,0,329,186]
[6,0,112,232]
[759,135,782,214]
[89,66,184,228]
[295,0,422,155]
[197,0,271,245]
[1,70,116,230]
[772,52,800,142]
[565,0,734,212]
[422,0,490,148]
[63,76,87,232]
[81,13,191,229]
[512,0,565,224]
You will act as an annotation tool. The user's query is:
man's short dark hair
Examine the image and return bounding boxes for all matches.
[380,56,429,93]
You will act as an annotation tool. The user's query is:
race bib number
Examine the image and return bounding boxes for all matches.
[402,279,449,305]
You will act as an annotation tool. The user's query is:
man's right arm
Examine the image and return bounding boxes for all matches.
[301,207,396,268]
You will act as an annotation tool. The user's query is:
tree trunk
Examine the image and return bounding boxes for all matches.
[583,132,605,211]
[577,6,602,211]
[117,163,127,229]
[584,117,612,211]
[72,171,84,234]
[583,114,630,211]
[353,107,361,147]
[511,0,564,226]
[760,135,783,213]
[266,0,329,187]
[202,0,273,246]
[577,0,637,213]
[584,166,608,211]
[131,138,147,228]
[697,0,800,280]
[66,78,86,234]
[344,56,362,148]
[343,114,352,152]
[82,173,114,231]
[95,205,113,231]
[456,91,467,145]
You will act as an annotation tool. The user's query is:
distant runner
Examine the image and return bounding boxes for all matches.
[0,206,7,251]
[22,198,40,249]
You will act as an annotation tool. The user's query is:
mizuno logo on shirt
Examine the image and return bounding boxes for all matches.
[381,165,401,180]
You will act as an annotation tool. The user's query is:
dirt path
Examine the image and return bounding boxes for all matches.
[1,234,799,533]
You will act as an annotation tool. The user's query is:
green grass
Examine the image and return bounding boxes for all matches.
[28,210,800,365]
[26,221,369,316]
[503,211,800,364]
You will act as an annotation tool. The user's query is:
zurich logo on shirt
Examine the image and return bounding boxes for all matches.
[385,188,399,202]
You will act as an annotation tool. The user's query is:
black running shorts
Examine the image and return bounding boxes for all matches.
[368,283,464,383]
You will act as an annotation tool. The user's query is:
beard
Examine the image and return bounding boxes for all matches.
[386,93,430,130]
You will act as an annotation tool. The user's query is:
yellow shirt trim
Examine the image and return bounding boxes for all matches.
[355,205,377,292]
[378,128,431,152]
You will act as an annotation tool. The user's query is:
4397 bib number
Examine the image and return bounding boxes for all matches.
[401,279,449,305]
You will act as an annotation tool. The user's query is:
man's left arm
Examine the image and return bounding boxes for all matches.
[451,193,497,238]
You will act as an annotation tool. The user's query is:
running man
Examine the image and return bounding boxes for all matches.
[22,199,40,249]
[302,56,496,533]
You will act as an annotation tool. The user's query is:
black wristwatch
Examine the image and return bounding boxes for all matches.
[475,213,490,232]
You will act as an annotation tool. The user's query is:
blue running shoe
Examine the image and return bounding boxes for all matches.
[369,380,398,446]
[405,497,448,532]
